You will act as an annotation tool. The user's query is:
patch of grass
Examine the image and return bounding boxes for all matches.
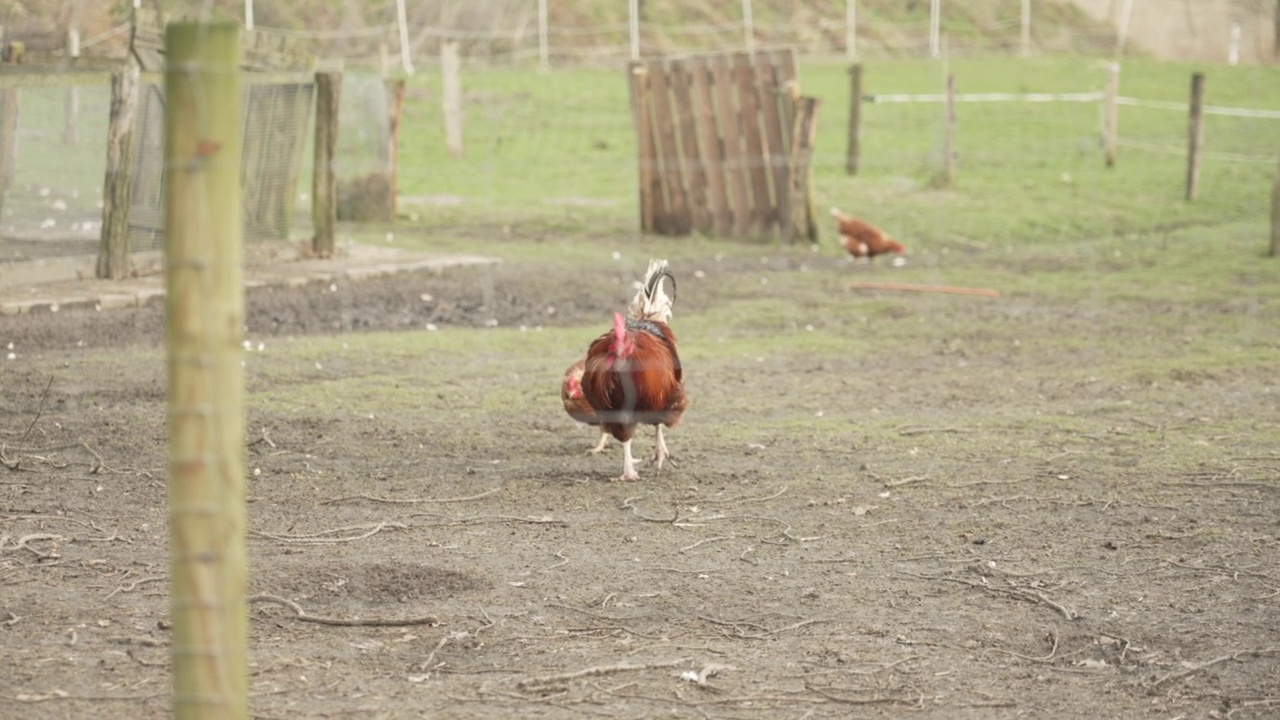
[394,55,1279,252]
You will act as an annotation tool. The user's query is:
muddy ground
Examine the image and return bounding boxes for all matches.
[1,243,1277,719]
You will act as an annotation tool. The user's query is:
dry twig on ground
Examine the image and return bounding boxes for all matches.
[249,594,439,627]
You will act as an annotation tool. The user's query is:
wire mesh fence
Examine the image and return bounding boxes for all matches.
[0,80,109,263]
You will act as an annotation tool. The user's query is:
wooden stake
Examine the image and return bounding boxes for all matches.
[63,27,80,145]
[386,78,406,218]
[441,40,464,158]
[312,71,340,257]
[97,61,140,279]
[1270,154,1280,257]
[164,22,247,720]
[846,63,862,175]
[941,73,956,187]
[787,96,820,243]
[1103,62,1119,168]
[1185,72,1205,202]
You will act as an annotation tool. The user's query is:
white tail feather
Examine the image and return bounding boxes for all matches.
[627,258,675,324]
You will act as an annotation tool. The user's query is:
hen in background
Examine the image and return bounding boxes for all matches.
[831,207,905,259]
[580,259,686,481]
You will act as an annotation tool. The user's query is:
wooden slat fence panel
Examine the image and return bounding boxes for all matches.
[732,52,773,233]
[646,65,690,235]
[711,53,751,236]
[630,49,808,240]
[669,58,710,233]
[689,61,731,237]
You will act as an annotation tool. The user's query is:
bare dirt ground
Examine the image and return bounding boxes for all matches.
[1,246,1277,719]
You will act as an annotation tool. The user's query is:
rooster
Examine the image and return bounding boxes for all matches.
[580,259,686,481]
[831,207,904,259]
[561,357,610,454]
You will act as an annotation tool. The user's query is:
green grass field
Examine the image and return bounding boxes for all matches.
[395,55,1280,248]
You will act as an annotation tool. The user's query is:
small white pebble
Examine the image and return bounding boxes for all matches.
[315,362,323,370]
[40,218,57,229]
[611,251,621,260]
[425,323,438,331]
[694,270,706,279]
[329,283,338,292]
[6,352,15,360]
[420,293,433,302]
[51,199,67,211]
[815,410,824,417]
[805,324,814,331]
[257,342,264,352]
[760,277,768,285]
[253,468,261,476]
[243,340,252,350]
[38,187,51,197]
[385,232,394,242]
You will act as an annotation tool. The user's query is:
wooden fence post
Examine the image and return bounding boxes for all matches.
[441,40,464,157]
[164,21,247,720]
[628,63,657,233]
[97,61,140,279]
[787,96,820,243]
[386,78,406,218]
[1185,72,1205,201]
[1103,62,1119,168]
[312,71,340,257]
[940,73,956,187]
[64,27,80,145]
[0,87,18,193]
[1270,154,1280,257]
[846,63,862,175]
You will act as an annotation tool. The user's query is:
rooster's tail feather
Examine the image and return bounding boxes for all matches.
[627,258,676,324]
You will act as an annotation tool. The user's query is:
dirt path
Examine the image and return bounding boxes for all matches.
[1,248,1277,718]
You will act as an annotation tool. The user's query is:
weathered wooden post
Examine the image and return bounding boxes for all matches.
[97,61,141,279]
[845,63,862,175]
[0,47,17,194]
[64,27,80,145]
[1270,154,1280,257]
[941,73,956,187]
[312,71,340,257]
[787,96,820,243]
[386,77,406,218]
[1103,62,1119,168]
[164,21,247,720]
[629,62,657,233]
[1185,71,1205,201]
[441,40,464,157]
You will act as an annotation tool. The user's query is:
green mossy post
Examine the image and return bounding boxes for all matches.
[164,21,248,720]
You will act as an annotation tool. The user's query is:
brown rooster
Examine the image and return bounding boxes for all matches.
[831,207,904,259]
[580,259,686,481]
[561,357,610,454]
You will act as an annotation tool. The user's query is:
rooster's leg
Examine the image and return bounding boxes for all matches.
[587,430,609,455]
[618,439,640,482]
[652,425,670,469]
